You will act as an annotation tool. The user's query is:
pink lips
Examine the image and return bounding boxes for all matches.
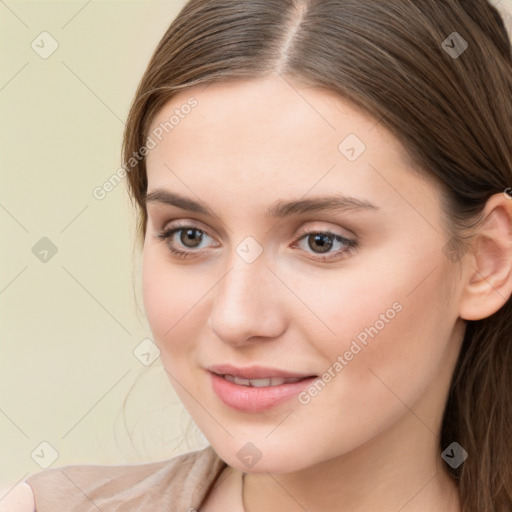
[209,364,315,380]
[208,364,317,413]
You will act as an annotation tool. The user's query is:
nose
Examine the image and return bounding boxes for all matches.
[208,255,287,347]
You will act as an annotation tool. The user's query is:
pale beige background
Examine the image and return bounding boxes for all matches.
[0,0,209,490]
[1,0,512,490]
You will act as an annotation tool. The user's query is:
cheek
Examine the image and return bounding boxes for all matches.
[288,246,453,400]
[142,246,206,349]
[142,247,173,338]
[282,262,454,454]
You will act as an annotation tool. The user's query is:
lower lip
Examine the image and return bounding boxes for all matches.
[209,372,317,413]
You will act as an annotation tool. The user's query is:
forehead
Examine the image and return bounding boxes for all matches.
[144,75,440,217]
[147,75,406,165]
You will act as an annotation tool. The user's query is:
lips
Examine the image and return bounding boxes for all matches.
[207,364,318,412]
[223,374,306,387]
[208,363,316,380]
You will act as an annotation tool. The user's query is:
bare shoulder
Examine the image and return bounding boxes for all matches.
[0,482,35,512]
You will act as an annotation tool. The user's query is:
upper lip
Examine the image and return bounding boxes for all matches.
[208,364,317,380]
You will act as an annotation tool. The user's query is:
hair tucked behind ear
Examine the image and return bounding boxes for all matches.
[122,1,512,509]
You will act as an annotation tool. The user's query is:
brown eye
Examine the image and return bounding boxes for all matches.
[293,230,358,262]
[155,224,216,260]
[306,233,334,253]
[179,228,204,248]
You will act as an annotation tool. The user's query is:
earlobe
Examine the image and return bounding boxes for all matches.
[458,192,512,321]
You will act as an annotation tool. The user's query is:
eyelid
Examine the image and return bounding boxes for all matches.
[294,221,356,240]
[149,208,226,237]
[160,218,217,237]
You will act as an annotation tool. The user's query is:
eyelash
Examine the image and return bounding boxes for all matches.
[154,223,358,262]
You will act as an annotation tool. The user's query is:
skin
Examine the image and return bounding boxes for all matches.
[141,73,512,512]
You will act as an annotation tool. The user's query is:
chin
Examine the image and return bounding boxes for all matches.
[208,437,319,474]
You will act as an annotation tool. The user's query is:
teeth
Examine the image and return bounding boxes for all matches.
[224,374,304,387]
[247,378,272,387]
[233,375,251,386]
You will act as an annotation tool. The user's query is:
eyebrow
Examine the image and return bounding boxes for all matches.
[144,189,379,217]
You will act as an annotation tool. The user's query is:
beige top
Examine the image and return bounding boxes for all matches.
[24,445,227,511]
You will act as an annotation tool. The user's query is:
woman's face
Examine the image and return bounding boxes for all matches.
[142,74,466,473]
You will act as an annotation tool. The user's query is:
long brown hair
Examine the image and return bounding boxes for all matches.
[122,1,512,510]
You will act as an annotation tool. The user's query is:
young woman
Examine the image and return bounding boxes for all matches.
[7,0,512,510]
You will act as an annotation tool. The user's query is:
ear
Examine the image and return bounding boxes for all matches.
[458,192,512,321]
